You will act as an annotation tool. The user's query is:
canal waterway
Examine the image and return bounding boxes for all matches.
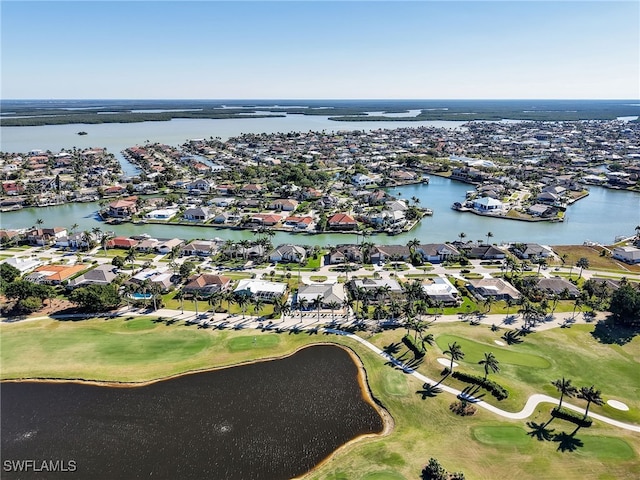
[1,116,639,245]
[1,177,638,246]
[0,344,383,480]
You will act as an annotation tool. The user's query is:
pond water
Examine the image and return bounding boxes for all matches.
[1,345,383,480]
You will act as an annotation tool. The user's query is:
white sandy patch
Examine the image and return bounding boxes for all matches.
[437,358,458,368]
[494,340,505,346]
[607,400,629,411]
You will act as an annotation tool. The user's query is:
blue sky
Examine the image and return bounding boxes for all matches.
[1,1,638,99]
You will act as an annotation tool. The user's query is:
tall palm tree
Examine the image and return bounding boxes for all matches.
[444,341,465,372]
[70,223,79,234]
[407,238,420,254]
[479,352,500,381]
[312,294,323,323]
[125,247,137,266]
[327,301,340,323]
[551,377,577,410]
[235,293,250,320]
[252,297,265,318]
[174,289,185,314]
[458,232,466,243]
[298,296,308,323]
[36,218,44,227]
[577,385,604,418]
[100,232,112,257]
[486,231,494,245]
[576,257,590,279]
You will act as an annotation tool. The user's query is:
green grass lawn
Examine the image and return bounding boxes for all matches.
[1,317,638,480]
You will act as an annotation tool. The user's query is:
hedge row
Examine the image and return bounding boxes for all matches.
[402,334,426,358]
[551,406,592,427]
[451,371,509,400]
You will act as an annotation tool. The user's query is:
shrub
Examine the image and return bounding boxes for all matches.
[451,371,509,400]
[402,334,426,357]
[449,400,476,416]
[551,406,592,427]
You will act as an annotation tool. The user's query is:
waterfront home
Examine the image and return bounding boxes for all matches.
[421,277,460,306]
[297,283,345,309]
[145,208,178,220]
[369,245,411,264]
[107,236,139,249]
[416,243,460,263]
[512,243,553,260]
[269,244,307,263]
[181,240,216,257]
[107,199,137,218]
[283,216,313,230]
[367,210,407,229]
[183,206,212,222]
[249,214,282,227]
[25,264,86,285]
[472,197,504,213]
[67,264,119,288]
[527,204,552,217]
[136,238,160,252]
[0,229,22,245]
[467,278,520,301]
[536,277,580,298]
[1,181,24,196]
[234,279,287,302]
[612,246,640,264]
[156,238,184,255]
[183,274,232,297]
[27,227,68,246]
[328,245,363,265]
[213,212,241,224]
[268,198,299,211]
[328,213,358,231]
[352,173,376,187]
[466,244,507,260]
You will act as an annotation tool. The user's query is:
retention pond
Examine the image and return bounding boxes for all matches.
[1,345,384,480]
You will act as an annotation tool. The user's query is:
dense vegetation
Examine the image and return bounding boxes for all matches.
[1,99,637,126]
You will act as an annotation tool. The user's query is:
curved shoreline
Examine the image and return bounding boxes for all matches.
[1,341,393,480]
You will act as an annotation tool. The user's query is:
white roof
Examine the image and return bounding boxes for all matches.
[235,279,287,295]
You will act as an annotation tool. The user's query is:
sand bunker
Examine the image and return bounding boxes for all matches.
[437,358,458,368]
[607,399,629,411]
[494,340,505,346]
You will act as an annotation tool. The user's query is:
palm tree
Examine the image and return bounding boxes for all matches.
[327,301,341,323]
[312,294,323,323]
[174,289,185,314]
[298,296,308,322]
[444,342,465,373]
[407,238,420,254]
[479,352,500,381]
[551,377,578,410]
[458,232,466,243]
[125,247,137,266]
[252,297,265,318]
[483,295,494,314]
[36,218,44,227]
[576,257,590,279]
[577,385,604,418]
[486,231,494,245]
[235,293,250,320]
[70,223,79,234]
[100,232,112,257]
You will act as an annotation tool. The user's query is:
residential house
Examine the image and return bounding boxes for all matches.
[422,277,460,306]
[136,238,160,252]
[328,213,358,231]
[250,214,282,226]
[234,279,287,302]
[181,240,216,257]
[1,256,43,274]
[130,267,174,291]
[467,278,521,301]
[145,208,178,220]
[107,199,137,218]
[283,216,313,231]
[369,245,411,264]
[297,283,345,309]
[209,197,236,208]
[472,197,504,213]
[269,198,299,211]
[27,227,68,246]
[67,264,119,288]
[269,244,307,263]
[328,245,363,265]
[26,264,86,285]
[107,236,139,249]
[466,245,507,260]
[352,173,376,187]
[183,206,212,222]
[187,178,216,193]
[183,274,232,297]
[612,246,640,264]
[156,238,184,255]
[416,244,460,263]
[350,278,403,301]
[536,277,580,298]
[512,243,553,260]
